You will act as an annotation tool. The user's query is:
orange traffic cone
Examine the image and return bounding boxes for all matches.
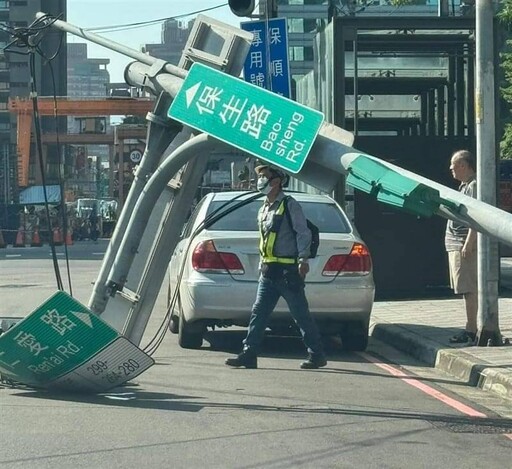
[52,227,63,246]
[65,229,73,246]
[0,229,5,248]
[13,226,25,247]
[31,228,42,247]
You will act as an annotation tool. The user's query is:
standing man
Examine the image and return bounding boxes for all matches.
[89,207,99,243]
[225,165,327,369]
[445,150,478,344]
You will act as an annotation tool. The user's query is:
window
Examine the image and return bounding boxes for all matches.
[206,199,262,231]
[181,197,208,239]
[303,46,314,61]
[291,47,304,61]
[206,199,350,233]
[11,1,28,5]
[304,19,318,33]
[288,18,304,33]
[290,46,314,61]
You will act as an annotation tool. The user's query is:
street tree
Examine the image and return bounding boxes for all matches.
[499,0,512,158]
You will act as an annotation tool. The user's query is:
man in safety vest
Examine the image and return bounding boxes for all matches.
[225,164,327,370]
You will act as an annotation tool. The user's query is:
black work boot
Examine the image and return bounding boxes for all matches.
[225,349,257,369]
[300,353,327,370]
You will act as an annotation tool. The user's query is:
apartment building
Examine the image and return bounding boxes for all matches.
[0,0,66,205]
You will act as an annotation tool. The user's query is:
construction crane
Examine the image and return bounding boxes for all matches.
[8,96,155,187]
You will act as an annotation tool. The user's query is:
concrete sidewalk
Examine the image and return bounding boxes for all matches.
[370,259,512,403]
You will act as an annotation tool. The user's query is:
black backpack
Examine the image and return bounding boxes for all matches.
[283,196,320,258]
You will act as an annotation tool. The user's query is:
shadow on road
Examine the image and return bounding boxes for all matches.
[10,385,512,436]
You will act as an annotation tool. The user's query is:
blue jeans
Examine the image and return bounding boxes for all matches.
[243,270,324,356]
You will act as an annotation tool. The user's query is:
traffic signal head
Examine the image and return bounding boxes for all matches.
[228,0,255,17]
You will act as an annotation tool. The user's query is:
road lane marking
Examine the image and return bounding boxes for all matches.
[358,352,487,418]
[5,254,21,258]
[505,434,512,441]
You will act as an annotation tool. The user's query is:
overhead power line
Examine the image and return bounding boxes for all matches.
[84,3,228,34]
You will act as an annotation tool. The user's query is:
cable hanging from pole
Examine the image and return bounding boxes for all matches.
[1,14,73,294]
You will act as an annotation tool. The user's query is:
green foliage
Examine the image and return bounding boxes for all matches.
[500,122,512,159]
[498,0,512,25]
[501,41,512,102]
[499,2,512,158]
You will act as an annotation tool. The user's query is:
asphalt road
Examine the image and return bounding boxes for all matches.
[0,241,511,468]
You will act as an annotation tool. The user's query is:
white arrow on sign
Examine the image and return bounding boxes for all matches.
[71,311,93,328]
[185,82,201,108]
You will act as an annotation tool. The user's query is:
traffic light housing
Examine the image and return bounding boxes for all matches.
[228,0,255,17]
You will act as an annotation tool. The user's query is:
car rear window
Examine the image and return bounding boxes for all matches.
[206,199,351,233]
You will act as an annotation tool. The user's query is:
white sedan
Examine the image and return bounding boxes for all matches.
[168,191,375,351]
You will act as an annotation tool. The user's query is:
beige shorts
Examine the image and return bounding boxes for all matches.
[448,250,477,294]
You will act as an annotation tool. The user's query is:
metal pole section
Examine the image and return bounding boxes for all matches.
[338,152,512,248]
[123,156,209,345]
[353,38,358,136]
[35,12,187,80]
[88,94,181,314]
[118,138,125,208]
[475,0,501,346]
[104,134,225,295]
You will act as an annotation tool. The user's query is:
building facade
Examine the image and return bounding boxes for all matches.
[142,18,193,66]
[257,1,468,97]
[0,0,67,206]
[67,42,110,198]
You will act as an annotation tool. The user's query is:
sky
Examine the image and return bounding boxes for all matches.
[66,0,245,83]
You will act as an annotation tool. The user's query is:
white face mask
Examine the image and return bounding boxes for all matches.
[257,176,272,194]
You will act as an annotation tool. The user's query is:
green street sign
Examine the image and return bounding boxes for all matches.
[346,154,444,218]
[168,63,324,174]
[0,291,154,391]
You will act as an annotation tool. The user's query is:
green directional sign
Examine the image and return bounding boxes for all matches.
[346,154,448,218]
[0,291,119,386]
[168,63,324,174]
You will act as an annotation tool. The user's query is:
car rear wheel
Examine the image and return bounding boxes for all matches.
[169,315,179,334]
[168,291,180,334]
[178,315,205,349]
[339,320,369,352]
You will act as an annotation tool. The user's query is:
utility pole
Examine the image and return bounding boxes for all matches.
[475,0,501,346]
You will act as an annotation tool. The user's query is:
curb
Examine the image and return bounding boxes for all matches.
[370,320,512,402]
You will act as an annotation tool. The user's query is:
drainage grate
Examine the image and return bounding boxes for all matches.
[430,419,512,434]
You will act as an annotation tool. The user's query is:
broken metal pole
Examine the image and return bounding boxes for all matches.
[35,12,187,81]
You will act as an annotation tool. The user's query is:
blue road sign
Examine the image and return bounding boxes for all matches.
[241,17,291,98]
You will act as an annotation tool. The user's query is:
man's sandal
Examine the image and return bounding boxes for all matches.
[449,330,476,344]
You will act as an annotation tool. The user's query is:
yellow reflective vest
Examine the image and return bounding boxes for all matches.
[259,198,296,264]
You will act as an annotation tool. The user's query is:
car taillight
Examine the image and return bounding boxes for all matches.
[191,240,244,275]
[322,243,372,276]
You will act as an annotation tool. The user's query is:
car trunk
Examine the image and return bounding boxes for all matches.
[204,231,360,283]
